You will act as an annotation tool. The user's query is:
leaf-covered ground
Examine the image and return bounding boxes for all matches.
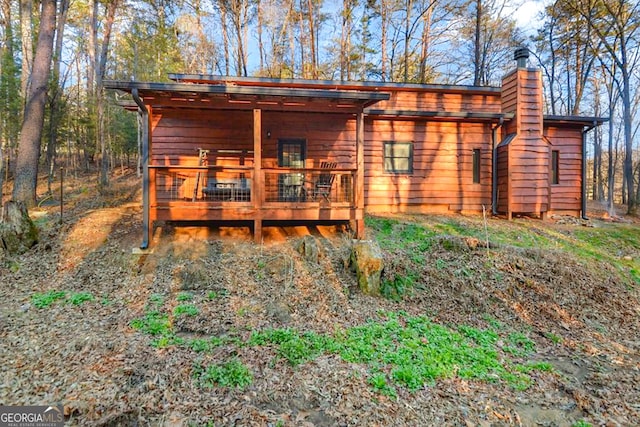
[1,170,639,426]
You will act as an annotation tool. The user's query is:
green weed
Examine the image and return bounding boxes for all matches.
[174,304,199,317]
[194,359,253,389]
[368,372,397,398]
[514,361,554,373]
[177,292,194,301]
[148,293,165,307]
[544,332,562,344]
[207,289,228,300]
[130,311,172,336]
[68,292,95,306]
[571,421,592,427]
[31,290,67,309]
[249,328,334,366]
[503,332,536,356]
[381,272,417,301]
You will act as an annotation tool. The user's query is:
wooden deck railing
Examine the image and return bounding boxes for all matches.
[148,165,355,206]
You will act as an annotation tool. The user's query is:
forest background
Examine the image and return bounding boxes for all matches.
[0,0,639,215]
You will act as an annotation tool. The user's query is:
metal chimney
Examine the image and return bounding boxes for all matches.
[514,47,529,68]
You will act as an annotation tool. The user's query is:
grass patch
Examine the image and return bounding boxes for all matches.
[176,292,194,301]
[194,359,253,389]
[130,291,550,394]
[246,312,548,393]
[68,292,95,306]
[380,272,417,301]
[544,332,562,344]
[503,332,536,356]
[148,293,165,307]
[31,290,96,308]
[174,304,200,317]
[207,289,228,300]
[130,311,172,336]
[31,290,67,308]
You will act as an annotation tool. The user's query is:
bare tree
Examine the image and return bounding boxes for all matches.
[564,0,640,213]
[13,0,57,207]
[20,0,33,100]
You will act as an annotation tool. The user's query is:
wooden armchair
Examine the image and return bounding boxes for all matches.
[304,161,337,201]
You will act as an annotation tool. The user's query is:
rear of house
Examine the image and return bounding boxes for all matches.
[105,48,604,246]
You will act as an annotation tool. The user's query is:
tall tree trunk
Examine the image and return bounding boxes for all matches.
[88,0,98,94]
[97,0,118,187]
[46,0,69,194]
[307,0,317,79]
[403,0,412,82]
[20,0,33,101]
[340,0,351,80]
[257,0,264,74]
[418,5,432,83]
[621,67,635,213]
[380,0,388,81]
[220,2,230,75]
[473,0,481,86]
[607,100,615,214]
[1,0,15,205]
[13,0,57,207]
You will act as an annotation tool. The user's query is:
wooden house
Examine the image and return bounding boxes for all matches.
[105,48,604,248]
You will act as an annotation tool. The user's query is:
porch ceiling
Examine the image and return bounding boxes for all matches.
[104,80,390,112]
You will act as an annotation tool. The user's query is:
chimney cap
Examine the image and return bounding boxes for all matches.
[514,47,529,67]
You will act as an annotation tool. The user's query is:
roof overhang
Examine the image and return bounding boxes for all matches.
[104,80,390,112]
[544,115,608,127]
[168,74,503,95]
[364,109,514,122]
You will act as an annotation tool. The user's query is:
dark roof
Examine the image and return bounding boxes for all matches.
[544,115,608,126]
[497,133,517,147]
[103,80,390,106]
[168,74,503,95]
[365,109,514,122]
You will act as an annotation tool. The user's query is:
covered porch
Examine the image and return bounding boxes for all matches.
[104,79,389,247]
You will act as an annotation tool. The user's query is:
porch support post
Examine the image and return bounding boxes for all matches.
[355,110,365,238]
[132,89,151,249]
[253,108,263,243]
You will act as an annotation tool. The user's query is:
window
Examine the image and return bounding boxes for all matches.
[472,149,481,183]
[384,142,413,173]
[278,139,306,168]
[551,150,559,184]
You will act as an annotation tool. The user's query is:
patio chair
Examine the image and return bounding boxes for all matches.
[304,161,337,201]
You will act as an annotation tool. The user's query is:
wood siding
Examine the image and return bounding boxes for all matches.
[545,125,583,212]
[260,111,356,168]
[151,109,254,167]
[374,90,501,113]
[498,68,551,215]
[364,119,492,212]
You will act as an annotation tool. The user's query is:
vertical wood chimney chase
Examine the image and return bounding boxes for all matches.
[497,47,549,219]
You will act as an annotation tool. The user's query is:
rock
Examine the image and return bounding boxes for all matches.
[622,255,633,261]
[0,201,39,255]
[296,235,319,263]
[350,240,384,296]
[266,302,291,324]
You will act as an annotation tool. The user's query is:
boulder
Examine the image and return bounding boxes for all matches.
[296,235,319,263]
[350,240,384,296]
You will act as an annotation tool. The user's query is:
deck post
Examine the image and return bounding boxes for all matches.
[355,110,365,238]
[253,108,263,243]
[132,89,151,249]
